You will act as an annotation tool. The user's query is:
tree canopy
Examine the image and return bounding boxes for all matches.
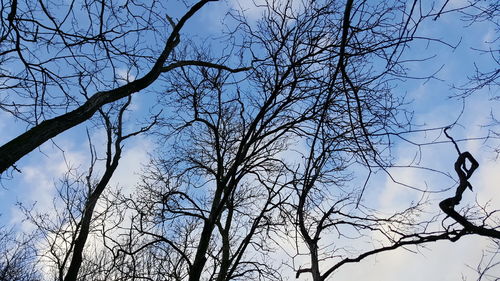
[0,0,499,280]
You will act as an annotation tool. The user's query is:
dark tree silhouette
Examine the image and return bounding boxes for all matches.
[19,97,155,281]
[1,0,499,281]
[439,128,500,239]
[0,0,247,174]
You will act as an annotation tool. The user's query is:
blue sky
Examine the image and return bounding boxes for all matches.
[0,0,499,280]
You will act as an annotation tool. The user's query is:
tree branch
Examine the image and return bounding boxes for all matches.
[0,0,219,174]
[439,129,500,239]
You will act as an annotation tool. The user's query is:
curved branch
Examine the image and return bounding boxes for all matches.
[0,0,226,174]
[322,231,467,280]
[440,129,500,239]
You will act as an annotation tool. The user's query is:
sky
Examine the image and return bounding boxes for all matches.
[0,0,499,280]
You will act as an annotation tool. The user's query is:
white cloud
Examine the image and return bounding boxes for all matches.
[108,136,153,194]
[331,236,493,281]
[482,28,496,45]
[6,137,88,230]
[351,84,500,281]
[116,68,136,84]
[229,0,267,21]
[228,0,305,22]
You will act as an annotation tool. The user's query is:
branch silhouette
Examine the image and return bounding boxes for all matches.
[440,127,500,239]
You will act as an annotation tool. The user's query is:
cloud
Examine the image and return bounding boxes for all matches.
[354,79,500,281]
[229,0,266,21]
[483,28,496,45]
[116,68,136,84]
[108,136,153,194]
[228,0,305,22]
[6,136,88,230]
[331,236,492,281]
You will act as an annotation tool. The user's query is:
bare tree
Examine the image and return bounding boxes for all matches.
[19,97,155,281]
[468,241,500,281]
[0,0,248,174]
[0,224,41,281]
[448,0,499,97]
[2,0,500,281]
[95,1,500,280]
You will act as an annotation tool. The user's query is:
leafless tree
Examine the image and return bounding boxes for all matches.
[0,224,41,281]
[446,0,499,97]
[2,0,500,281]
[0,0,247,174]
[19,97,155,281]
[453,0,500,156]
[97,1,500,280]
[469,241,500,281]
